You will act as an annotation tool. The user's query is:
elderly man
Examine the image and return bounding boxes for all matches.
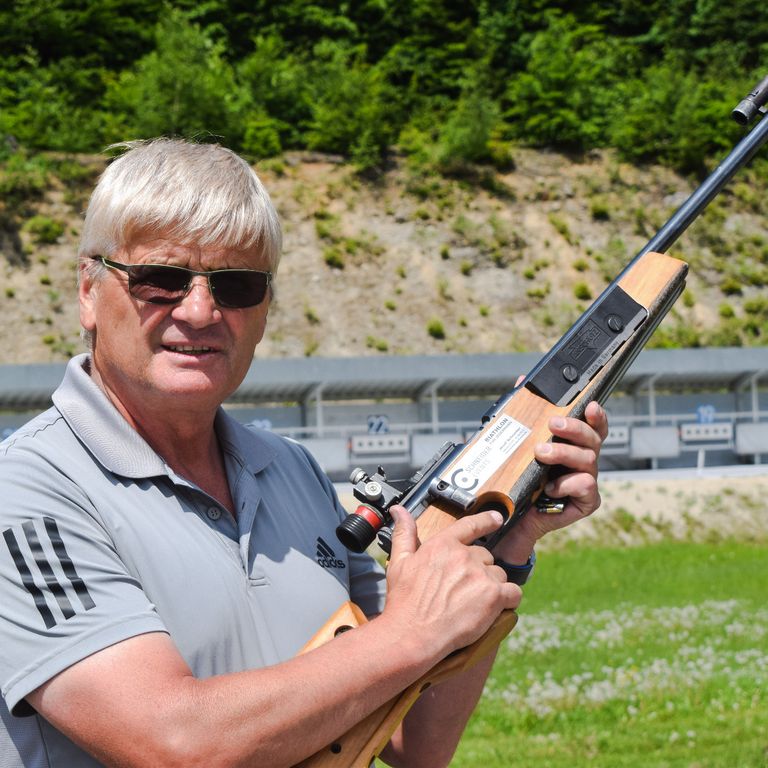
[0,138,607,767]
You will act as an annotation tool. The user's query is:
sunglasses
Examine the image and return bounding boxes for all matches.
[93,256,272,309]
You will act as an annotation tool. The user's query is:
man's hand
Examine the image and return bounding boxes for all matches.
[493,400,609,564]
[381,506,522,659]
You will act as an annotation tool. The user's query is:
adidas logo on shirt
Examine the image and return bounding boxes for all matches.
[316,537,346,569]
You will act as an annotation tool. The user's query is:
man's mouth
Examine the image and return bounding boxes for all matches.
[164,344,216,355]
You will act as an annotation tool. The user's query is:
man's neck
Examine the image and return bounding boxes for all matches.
[89,363,235,514]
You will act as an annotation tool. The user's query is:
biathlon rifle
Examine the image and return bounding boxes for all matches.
[297,76,768,768]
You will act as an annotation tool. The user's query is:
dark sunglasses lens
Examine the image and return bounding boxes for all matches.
[128,265,190,304]
[210,271,269,308]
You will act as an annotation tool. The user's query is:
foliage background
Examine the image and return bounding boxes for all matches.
[3,1,768,363]
[2,0,767,172]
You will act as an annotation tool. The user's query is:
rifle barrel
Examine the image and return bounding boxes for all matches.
[637,111,768,261]
[524,109,768,390]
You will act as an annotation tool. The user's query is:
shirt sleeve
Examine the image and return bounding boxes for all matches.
[0,449,166,716]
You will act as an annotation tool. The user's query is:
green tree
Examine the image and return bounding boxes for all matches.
[304,42,401,170]
[0,51,106,151]
[237,34,313,151]
[609,58,747,173]
[502,13,635,150]
[436,65,500,167]
[104,9,248,144]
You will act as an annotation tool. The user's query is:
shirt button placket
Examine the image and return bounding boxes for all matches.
[206,506,222,521]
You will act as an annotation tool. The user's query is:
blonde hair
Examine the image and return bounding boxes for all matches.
[78,138,282,348]
[79,138,282,270]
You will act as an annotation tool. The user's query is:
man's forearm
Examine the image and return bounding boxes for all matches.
[381,648,498,768]
[31,614,459,768]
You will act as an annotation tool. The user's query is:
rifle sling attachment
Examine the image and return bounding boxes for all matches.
[525,285,647,406]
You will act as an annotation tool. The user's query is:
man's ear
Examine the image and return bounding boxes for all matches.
[78,262,97,333]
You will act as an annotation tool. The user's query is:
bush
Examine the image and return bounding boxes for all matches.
[366,335,389,352]
[590,199,611,221]
[609,60,745,173]
[304,42,401,171]
[527,284,550,299]
[719,276,743,296]
[236,34,312,150]
[323,247,345,269]
[23,215,64,244]
[0,52,106,151]
[648,322,702,348]
[0,151,49,209]
[548,214,574,244]
[705,321,743,346]
[744,296,768,316]
[427,318,446,339]
[574,282,592,300]
[503,14,631,150]
[104,10,247,144]
[241,113,283,159]
[436,66,500,168]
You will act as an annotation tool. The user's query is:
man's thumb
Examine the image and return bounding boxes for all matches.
[387,505,419,564]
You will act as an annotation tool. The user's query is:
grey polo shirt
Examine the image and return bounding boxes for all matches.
[0,354,386,767]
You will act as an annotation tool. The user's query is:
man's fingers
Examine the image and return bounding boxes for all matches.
[388,507,506,564]
[544,472,599,510]
[547,413,603,453]
[444,509,505,546]
[535,441,598,475]
[387,505,419,565]
[584,401,609,441]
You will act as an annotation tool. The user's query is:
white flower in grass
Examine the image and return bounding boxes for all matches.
[724,620,746,636]
[583,679,619,704]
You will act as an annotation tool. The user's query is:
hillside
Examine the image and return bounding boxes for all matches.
[3,147,768,364]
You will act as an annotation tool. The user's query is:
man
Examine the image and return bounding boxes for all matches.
[0,138,607,767]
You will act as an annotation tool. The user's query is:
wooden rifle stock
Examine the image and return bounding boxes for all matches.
[300,85,768,768]
[297,252,685,768]
[295,604,518,768]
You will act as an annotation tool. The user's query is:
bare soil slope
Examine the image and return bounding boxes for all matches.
[3,148,767,363]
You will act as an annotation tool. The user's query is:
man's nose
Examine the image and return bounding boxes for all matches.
[171,277,220,325]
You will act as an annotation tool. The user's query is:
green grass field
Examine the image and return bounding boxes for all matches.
[453,541,768,767]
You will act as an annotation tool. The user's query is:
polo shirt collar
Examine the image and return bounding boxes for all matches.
[215,409,276,475]
[52,354,165,478]
[52,354,276,479]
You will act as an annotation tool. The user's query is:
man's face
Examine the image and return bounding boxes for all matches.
[79,238,271,419]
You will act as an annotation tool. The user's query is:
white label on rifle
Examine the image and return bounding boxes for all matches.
[443,414,530,492]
